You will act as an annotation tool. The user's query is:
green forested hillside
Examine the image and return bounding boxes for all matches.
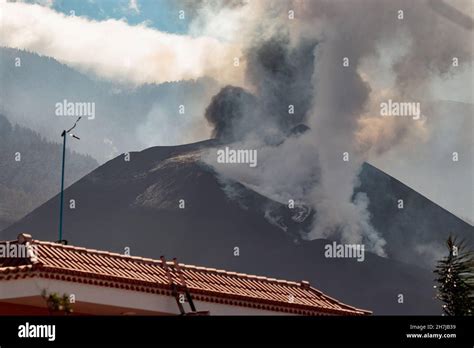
[0,114,97,230]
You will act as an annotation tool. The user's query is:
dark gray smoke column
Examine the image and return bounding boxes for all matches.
[204,86,258,142]
[205,37,317,143]
[245,37,317,132]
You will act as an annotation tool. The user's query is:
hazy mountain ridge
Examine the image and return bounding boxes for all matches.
[0,47,219,162]
[0,114,98,230]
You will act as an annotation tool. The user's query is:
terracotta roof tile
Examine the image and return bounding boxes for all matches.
[0,239,370,315]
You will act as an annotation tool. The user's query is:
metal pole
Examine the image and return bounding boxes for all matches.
[58,130,66,242]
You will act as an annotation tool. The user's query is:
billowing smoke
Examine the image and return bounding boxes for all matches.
[205,36,317,143]
[201,0,473,256]
[246,37,317,131]
[205,86,258,142]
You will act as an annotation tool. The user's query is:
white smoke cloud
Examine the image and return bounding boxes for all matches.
[0,0,243,85]
[302,0,472,254]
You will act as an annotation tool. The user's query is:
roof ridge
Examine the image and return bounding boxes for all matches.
[33,240,166,265]
[32,240,305,287]
[307,285,371,314]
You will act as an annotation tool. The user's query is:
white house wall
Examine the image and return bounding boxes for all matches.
[0,278,296,315]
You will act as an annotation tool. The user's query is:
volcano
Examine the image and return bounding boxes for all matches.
[1,139,472,314]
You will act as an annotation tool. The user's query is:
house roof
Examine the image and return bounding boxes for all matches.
[0,235,370,316]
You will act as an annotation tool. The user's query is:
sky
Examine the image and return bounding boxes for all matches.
[0,0,472,234]
[28,0,190,33]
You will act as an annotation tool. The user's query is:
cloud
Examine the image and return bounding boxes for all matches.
[0,0,244,85]
[128,0,140,14]
[23,0,54,7]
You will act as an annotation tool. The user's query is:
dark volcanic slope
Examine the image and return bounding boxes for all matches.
[2,139,471,314]
[357,163,473,267]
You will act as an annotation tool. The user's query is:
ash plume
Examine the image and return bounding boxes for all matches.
[205,36,317,143]
[199,0,473,256]
[245,37,317,132]
[205,86,258,142]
